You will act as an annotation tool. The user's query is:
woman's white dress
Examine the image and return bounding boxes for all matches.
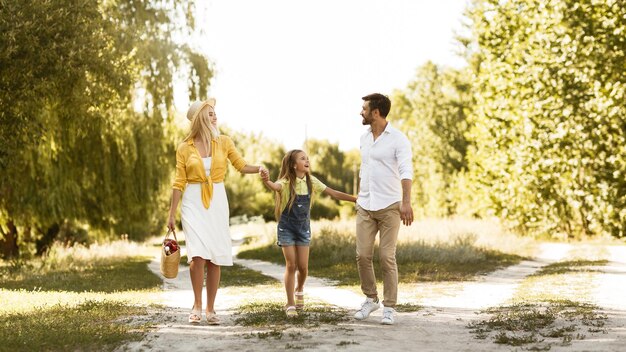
[181,157,233,265]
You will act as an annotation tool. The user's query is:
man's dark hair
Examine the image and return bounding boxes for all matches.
[362,93,391,118]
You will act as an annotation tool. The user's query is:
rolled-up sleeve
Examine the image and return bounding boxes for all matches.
[172,143,187,191]
[224,136,247,171]
[396,135,413,181]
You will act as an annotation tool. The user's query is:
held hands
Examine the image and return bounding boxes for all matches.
[259,165,270,182]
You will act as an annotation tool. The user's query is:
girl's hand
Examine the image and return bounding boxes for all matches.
[259,167,270,181]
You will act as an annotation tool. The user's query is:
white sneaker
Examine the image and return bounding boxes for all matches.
[354,297,380,320]
[381,307,395,325]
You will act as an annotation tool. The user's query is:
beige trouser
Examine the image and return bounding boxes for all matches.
[355,201,401,307]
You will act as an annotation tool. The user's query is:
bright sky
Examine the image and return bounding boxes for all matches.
[175,0,468,151]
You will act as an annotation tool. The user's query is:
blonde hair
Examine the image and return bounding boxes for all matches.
[274,149,312,220]
[184,101,219,153]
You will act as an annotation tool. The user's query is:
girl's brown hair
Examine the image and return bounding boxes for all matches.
[274,149,312,220]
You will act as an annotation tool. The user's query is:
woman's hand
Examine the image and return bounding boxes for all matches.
[167,215,176,232]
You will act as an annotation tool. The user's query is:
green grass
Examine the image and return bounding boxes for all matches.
[0,300,152,352]
[221,263,279,286]
[531,260,608,277]
[176,256,278,286]
[0,257,162,292]
[395,303,422,312]
[0,240,163,351]
[237,226,522,284]
[233,300,352,347]
[234,301,350,327]
[234,300,357,351]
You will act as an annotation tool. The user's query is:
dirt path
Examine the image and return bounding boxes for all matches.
[118,243,626,352]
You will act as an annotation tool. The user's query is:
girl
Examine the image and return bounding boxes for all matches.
[260,149,356,317]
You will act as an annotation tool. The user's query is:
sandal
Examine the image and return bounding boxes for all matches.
[295,292,305,310]
[206,311,220,325]
[285,305,298,318]
[188,308,202,324]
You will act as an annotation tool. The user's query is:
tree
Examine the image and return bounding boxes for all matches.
[305,139,346,190]
[391,62,473,218]
[466,0,626,238]
[306,139,359,219]
[220,126,285,221]
[342,148,360,197]
[0,0,212,257]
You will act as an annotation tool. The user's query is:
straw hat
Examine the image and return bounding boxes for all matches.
[186,98,216,121]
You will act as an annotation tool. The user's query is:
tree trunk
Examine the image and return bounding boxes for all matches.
[0,220,19,259]
[36,223,61,256]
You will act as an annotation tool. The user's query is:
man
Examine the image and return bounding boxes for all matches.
[354,93,413,325]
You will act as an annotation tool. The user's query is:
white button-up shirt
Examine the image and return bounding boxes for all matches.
[357,122,413,211]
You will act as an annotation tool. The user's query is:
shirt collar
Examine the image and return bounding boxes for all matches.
[383,121,393,133]
[367,121,394,134]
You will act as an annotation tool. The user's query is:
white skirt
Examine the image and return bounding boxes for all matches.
[181,182,233,266]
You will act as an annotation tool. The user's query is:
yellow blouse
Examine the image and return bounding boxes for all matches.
[276,175,327,213]
[172,135,247,209]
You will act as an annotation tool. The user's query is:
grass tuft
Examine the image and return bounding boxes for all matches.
[531,260,608,277]
[337,340,359,346]
[493,332,541,345]
[234,301,349,327]
[395,303,422,312]
[468,300,607,349]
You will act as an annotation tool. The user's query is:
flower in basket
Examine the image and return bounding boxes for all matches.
[164,239,178,253]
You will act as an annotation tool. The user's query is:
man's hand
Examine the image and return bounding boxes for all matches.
[400,202,413,226]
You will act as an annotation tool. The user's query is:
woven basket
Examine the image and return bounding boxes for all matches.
[160,230,181,279]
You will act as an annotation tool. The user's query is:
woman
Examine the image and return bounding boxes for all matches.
[167,98,265,325]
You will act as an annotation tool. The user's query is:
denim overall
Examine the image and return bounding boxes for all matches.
[276,192,311,247]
